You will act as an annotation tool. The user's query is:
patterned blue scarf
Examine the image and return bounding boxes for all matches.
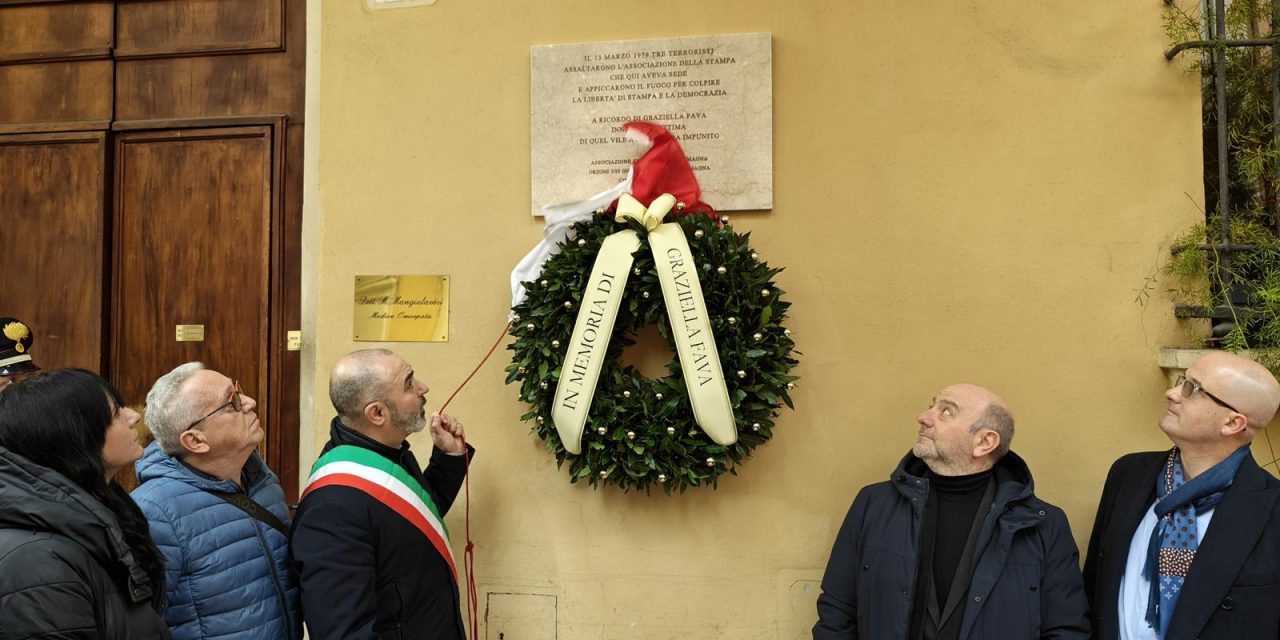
[1142,445,1250,638]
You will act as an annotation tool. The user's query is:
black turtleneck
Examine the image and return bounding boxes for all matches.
[930,468,993,606]
[908,466,996,640]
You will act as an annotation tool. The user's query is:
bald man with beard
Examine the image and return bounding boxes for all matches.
[1084,351,1280,640]
[291,349,472,640]
[814,384,1089,640]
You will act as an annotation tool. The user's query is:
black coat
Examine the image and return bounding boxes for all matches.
[0,446,171,639]
[814,451,1090,640]
[291,418,472,640]
[1083,451,1280,640]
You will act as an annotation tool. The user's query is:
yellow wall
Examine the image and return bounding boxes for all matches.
[302,1,1205,637]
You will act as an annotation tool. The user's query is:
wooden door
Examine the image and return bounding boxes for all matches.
[0,1,114,135]
[111,125,278,455]
[0,0,303,499]
[0,132,108,371]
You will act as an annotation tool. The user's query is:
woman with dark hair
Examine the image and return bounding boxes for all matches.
[0,368,170,638]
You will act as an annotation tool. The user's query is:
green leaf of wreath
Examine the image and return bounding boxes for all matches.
[507,212,799,494]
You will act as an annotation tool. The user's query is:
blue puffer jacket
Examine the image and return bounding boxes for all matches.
[132,443,300,640]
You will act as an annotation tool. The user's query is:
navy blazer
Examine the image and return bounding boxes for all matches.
[1083,451,1280,640]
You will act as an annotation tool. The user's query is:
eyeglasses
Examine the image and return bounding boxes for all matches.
[187,380,244,429]
[1175,375,1240,413]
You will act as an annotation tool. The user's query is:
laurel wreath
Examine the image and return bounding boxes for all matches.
[506,211,798,493]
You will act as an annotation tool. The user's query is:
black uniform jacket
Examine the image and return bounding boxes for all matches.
[291,418,472,640]
[0,446,170,639]
[1084,451,1280,640]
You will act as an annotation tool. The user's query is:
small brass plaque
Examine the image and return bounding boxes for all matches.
[175,324,205,342]
[286,330,302,351]
[353,275,449,342]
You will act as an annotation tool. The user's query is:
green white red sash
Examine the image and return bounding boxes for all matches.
[302,445,457,581]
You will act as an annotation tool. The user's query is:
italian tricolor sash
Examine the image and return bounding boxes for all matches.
[302,445,457,581]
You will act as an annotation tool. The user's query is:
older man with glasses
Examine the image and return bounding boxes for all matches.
[1084,350,1280,640]
[131,362,300,640]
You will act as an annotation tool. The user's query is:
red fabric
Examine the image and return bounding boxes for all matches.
[620,121,715,215]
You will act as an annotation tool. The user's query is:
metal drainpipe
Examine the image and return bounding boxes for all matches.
[1212,0,1236,337]
[1273,0,1280,235]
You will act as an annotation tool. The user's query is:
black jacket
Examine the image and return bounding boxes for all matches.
[291,418,472,640]
[814,451,1090,640]
[0,446,170,639]
[1083,451,1280,640]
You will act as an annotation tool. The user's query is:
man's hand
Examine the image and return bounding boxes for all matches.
[429,412,467,455]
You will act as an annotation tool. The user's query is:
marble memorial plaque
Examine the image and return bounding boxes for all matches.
[353,275,449,342]
[531,32,772,216]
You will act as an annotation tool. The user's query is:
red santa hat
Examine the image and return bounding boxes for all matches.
[620,121,714,215]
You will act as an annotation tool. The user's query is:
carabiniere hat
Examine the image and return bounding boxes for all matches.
[0,317,40,376]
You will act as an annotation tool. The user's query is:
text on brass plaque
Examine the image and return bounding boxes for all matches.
[353,275,449,342]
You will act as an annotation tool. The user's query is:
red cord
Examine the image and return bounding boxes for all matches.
[461,440,479,640]
[440,320,510,640]
[437,320,511,417]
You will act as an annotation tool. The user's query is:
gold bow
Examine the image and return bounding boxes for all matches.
[615,193,677,232]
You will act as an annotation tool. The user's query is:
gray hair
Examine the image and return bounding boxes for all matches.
[971,403,1015,458]
[145,362,207,455]
[329,348,396,423]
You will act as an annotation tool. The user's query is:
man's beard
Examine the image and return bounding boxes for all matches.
[389,401,427,435]
[912,441,937,461]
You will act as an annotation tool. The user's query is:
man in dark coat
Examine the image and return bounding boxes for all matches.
[292,348,473,640]
[1084,351,1280,640]
[814,383,1089,640]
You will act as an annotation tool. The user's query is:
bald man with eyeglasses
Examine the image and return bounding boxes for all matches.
[131,362,300,640]
[1084,350,1280,640]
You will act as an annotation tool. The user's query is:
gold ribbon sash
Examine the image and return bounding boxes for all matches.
[552,194,737,454]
